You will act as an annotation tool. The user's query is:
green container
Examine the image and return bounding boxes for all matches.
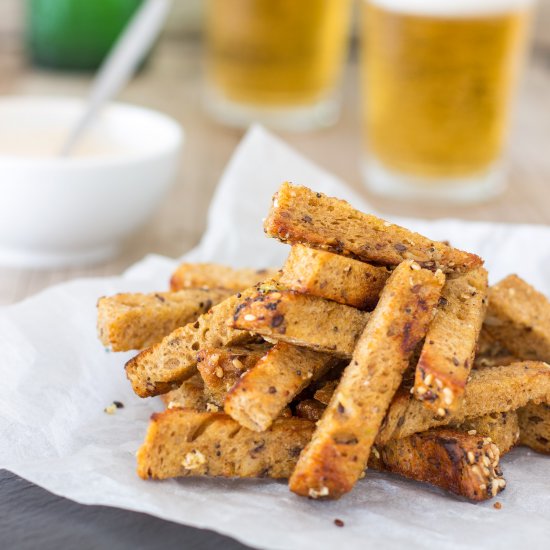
[26,0,143,70]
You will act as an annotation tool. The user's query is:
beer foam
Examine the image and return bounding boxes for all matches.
[367,0,535,17]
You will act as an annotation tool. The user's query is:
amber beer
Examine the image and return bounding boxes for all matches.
[205,0,352,129]
[361,0,533,201]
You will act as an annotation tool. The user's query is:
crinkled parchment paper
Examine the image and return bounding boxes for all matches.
[1,126,549,550]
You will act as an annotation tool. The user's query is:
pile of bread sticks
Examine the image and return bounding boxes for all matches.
[97,182,550,502]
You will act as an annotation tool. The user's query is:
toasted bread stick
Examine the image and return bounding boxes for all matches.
[289,261,445,499]
[518,402,550,454]
[372,429,506,501]
[231,288,369,357]
[197,345,271,407]
[137,409,313,480]
[484,275,550,362]
[97,288,233,352]
[280,244,390,310]
[225,343,339,431]
[414,268,488,415]
[170,263,279,292]
[264,183,482,273]
[378,362,550,445]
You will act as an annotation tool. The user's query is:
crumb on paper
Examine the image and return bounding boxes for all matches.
[308,486,329,499]
[494,502,502,510]
[334,519,345,527]
[104,403,117,415]
[113,401,124,409]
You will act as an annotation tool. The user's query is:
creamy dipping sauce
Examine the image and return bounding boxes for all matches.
[0,127,135,158]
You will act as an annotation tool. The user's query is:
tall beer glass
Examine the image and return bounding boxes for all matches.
[204,0,352,131]
[361,0,534,203]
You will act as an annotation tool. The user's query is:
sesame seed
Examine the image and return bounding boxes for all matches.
[482,456,491,467]
[437,407,446,417]
[232,358,244,370]
[215,366,224,378]
[424,374,434,385]
[471,465,483,480]
[206,403,219,412]
[416,386,427,395]
[410,262,421,271]
[244,314,256,321]
[467,451,475,464]
[468,429,477,435]
[435,378,444,389]
[181,450,206,470]
[308,486,329,498]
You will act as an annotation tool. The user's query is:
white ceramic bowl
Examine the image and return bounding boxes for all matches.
[0,97,183,268]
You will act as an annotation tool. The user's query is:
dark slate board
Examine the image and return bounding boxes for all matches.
[0,470,251,550]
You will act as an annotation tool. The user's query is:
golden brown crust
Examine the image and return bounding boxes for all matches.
[289,261,445,499]
[414,268,488,415]
[484,275,550,362]
[372,429,506,501]
[231,288,369,358]
[378,362,550,445]
[196,345,270,407]
[160,374,208,410]
[170,263,279,292]
[264,183,482,274]
[125,288,261,398]
[97,288,233,352]
[518,402,550,454]
[224,343,338,431]
[137,409,314,480]
[280,244,390,310]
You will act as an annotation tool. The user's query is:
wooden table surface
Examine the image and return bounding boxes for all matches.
[0,37,549,306]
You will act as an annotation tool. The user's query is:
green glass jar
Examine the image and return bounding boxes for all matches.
[26,0,143,70]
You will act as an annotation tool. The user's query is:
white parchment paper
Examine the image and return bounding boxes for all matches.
[1,125,549,550]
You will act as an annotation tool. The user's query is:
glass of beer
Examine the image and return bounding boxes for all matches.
[360,0,535,203]
[204,0,352,131]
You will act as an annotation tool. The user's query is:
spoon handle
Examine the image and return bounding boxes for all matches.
[60,0,171,157]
